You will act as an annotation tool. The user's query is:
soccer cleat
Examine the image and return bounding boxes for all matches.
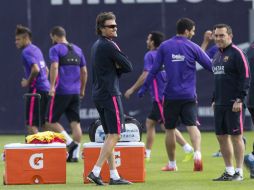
[182,151,194,162]
[161,165,178,171]
[87,172,105,186]
[67,157,78,163]
[193,159,203,171]
[244,153,254,178]
[109,178,132,185]
[232,172,243,181]
[213,172,234,181]
[212,150,222,157]
[67,141,78,162]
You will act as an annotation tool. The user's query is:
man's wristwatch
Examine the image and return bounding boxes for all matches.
[235,98,242,103]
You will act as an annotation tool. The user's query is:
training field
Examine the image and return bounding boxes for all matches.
[0,132,254,190]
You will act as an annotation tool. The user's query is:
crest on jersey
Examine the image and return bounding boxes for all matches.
[223,56,229,62]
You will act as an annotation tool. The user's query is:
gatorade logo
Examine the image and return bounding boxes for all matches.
[29,153,44,169]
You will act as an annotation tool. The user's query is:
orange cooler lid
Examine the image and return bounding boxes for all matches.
[4,143,66,149]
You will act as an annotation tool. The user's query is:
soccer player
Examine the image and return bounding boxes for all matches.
[243,41,254,179]
[138,18,212,172]
[201,29,218,59]
[124,31,193,162]
[46,26,87,162]
[212,24,250,181]
[15,25,50,135]
[87,12,132,185]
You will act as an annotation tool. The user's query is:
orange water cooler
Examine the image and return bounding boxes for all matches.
[3,143,66,185]
[83,142,145,183]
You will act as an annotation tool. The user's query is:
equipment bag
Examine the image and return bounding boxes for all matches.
[89,115,143,142]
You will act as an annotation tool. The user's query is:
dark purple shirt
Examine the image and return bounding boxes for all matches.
[22,44,50,92]
[143,50,166,102]
[206,45,218,59]
[49,43,86,95]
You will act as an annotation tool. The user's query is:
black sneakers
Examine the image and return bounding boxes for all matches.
[67,157,78,163]
[67,141,78,162]
[87,172,132,185]
[232,172,243,181]
[213,172,234,181]
[213,172,243,181]
[109,178,132,185]
[87,172,105,186]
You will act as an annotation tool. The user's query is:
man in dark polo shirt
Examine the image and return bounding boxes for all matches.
[87,12,133,186]
[212,24,250,181]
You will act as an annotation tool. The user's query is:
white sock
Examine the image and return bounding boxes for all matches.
[92,165,101,177]
[146,149,151,158]
[182,144,193,153]
[226,166,235,176]
[61,131,73,145]
[110,169,120,180]
[72,143,80,158]
[235,168,243,176]
[194,151,202,160]
[168,160,176,168]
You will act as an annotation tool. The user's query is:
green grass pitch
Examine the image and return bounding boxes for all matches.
[0,132,254,190]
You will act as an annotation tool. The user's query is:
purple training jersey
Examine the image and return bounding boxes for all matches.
[144,36,212,100]
[22,44,50,91]
[206,45,218,59]
[49,43,86,95]
[143,50,166,102]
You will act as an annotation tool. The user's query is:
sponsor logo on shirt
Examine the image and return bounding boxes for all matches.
[223,56,229,62]
[212,65,225,75]
[172,54,185,62]
[39,61,46,68]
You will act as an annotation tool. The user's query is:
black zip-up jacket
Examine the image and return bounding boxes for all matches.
[91,36,133,101]
[212,43,250,106]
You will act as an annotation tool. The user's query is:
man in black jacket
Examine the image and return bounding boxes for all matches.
[212,24,250,181]
[87,12,133,186]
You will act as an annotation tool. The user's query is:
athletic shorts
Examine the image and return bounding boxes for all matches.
[25,89,48,127]
[147,101,164,123]
[247,84,254,107]
[46,94,80,123]
[94,96,124,135]
[163,99,197,129]
[214,105,244,135]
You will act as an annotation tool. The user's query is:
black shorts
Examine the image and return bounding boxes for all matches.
[46,94,80,123]
[94,96,124,135]
[25,89,48,127]
[214,105,244,135]
[147,101,164,123]
[247,85,254,107]
[163,99,197,129]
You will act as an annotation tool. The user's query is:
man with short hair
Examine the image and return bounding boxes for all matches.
[46,26,87,162]
[125,31,193,162]
[139,17,212,172]
[15,25,50,134]
[212,24,250,181]
[87,12,133,185]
